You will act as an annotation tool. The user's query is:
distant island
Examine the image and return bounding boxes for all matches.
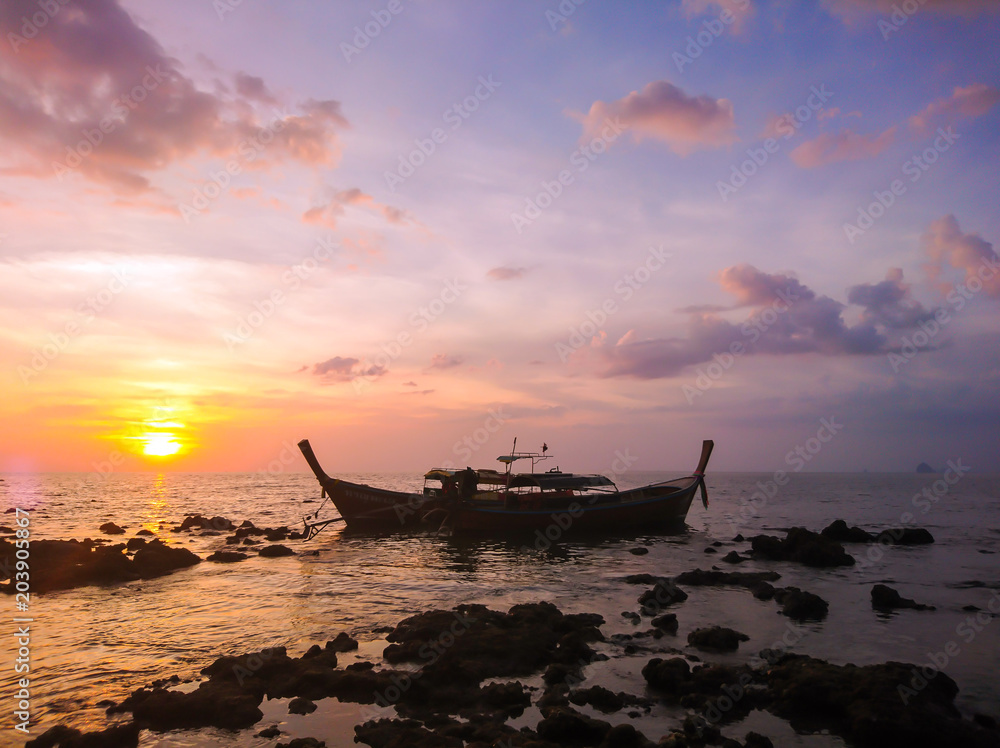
[916,462,937,474]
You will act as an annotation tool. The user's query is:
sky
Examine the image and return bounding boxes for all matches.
[1,0,998,476]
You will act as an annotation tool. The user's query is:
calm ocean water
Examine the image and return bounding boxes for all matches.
[1,470,998,747]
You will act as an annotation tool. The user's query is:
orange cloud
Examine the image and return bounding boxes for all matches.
[575,80,736,156]
[790,126,897,168]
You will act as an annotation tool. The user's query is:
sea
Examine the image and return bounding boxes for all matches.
[0,470,998,748]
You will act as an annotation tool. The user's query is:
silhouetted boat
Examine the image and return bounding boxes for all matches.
[297,438,713,537]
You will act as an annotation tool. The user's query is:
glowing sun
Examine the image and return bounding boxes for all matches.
[141,433,182,457]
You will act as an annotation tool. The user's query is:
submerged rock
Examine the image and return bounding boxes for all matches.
[750,527,855,567]
[100,522,126,535]
[871,584,935,611]
[875,528,935,545]
[821,519,874,543]
[773,587,829,621]
[687,626,749,652]
[207,551,248,563]
[0,537,199,594]
[24,722,140,748]
[259,544,295,558]
[651,613,679,633]
[637,580,688,614]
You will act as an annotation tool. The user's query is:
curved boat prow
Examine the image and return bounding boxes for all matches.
[298,439,331,483]
[694,439,714,508]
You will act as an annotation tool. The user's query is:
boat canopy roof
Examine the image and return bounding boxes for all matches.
[424,468,507,485]
[507,471,616,491]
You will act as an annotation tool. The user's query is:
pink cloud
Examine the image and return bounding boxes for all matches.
[575,80,736,156]
[908,83,1000,136]
[922,215,1000,298]
[790,126,897,168]
[487,266,527,281]
[0,0,347,194]
[302,187,412,229]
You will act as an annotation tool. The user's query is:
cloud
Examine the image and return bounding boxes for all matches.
[575,80,736,155]
[922,215,1000,297]
[303,186,413,229]
[487,266,527,281]
[428,354,463,370]
[312,356,386,382]
[0,0,347,194]
[790,126,897,167]
[908,83,1000,136]
[601,264,939,379]
[846,268,936,328]
[681,0,755,33]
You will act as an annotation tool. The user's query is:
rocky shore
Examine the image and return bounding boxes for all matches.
[12,517,1000,747]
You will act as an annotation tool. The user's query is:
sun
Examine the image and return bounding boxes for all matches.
[141,433,182,457]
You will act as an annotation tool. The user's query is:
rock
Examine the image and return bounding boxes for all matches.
[125,538,147,552]
[131,540,201,578]
[629,547,649,555]
[875,528,935,545]
[24,722,141,748]
[767,654,997,748]
[704,547,718,554]
[871,584,935,611]
[256,725,281,738]
[722,551,746,564]
[675,569,781,588]
[916,462,936,474]
[277,739,326,748]
[136,529,155,536]
[750,527,855,567]
[259,544,295,557]
[651,613,678,633]
[536,706,612,745]
[569,685,624,713]
[178,515,236,532]
[288,696,317,714]
[100,522,126,535]
[637,580,688,614]
[821,519,874,543]
[773,587,829,621]
[687,626,749,652]
[743,733,774,748]
[206,551,248,563]
[326,632,359,652]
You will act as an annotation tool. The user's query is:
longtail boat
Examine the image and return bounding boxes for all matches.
[297,438,713,537]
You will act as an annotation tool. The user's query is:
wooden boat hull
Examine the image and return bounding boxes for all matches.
[297,439,713,535]
[449,479,699,533]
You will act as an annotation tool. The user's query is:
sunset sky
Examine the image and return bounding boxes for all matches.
[1,0,998,475]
